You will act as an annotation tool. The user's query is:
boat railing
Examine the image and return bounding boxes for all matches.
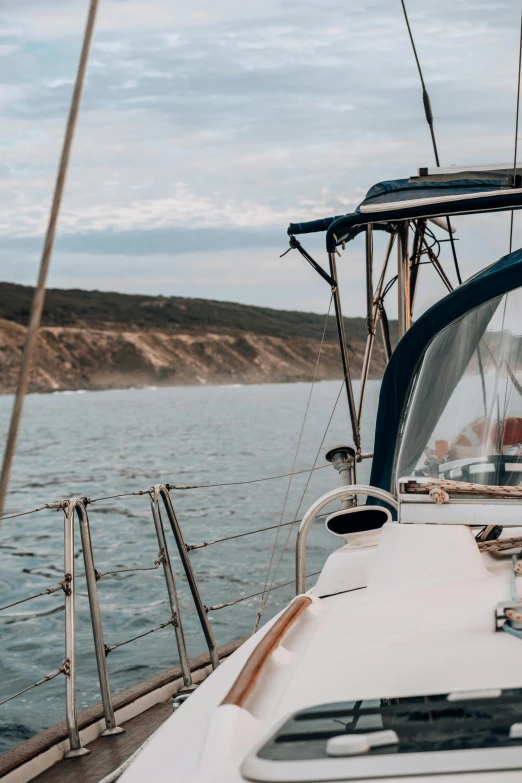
[0,473,327,756]
[295,485,398,593]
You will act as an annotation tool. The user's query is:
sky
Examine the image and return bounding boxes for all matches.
[1,0,522,317]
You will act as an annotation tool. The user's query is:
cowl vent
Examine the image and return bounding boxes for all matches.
[325,506,391,539]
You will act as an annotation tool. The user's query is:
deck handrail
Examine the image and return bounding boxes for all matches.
[220,595,312,708]
[295,485,398,594]
[0,479,397,755]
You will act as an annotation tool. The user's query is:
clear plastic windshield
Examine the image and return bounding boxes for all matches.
[395,289,522,488]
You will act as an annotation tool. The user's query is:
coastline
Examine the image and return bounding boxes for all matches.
[0,319,386,395]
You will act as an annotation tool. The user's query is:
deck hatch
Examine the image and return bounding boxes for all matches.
[242,691,522,781]
[258,692,522,760]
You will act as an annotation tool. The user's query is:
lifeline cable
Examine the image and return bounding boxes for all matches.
[0,468,332,523]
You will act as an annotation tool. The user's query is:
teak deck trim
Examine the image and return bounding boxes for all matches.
[0,636,246,781]
[221,596,311,708]
[31,702,172,783]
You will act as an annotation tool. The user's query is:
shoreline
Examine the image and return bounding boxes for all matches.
[0,320,386,397]
[0,374,377,398]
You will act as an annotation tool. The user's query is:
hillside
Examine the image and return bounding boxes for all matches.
[0,283,396,394]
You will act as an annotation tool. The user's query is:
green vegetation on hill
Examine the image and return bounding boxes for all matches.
[0,282,398,344]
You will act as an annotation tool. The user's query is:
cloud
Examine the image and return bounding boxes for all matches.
[0,0,521,313]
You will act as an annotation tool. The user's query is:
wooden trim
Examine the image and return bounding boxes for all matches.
[221,596,312,708]
[0,636,247,779]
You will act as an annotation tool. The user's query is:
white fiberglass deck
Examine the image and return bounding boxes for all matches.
[118,517,522,783]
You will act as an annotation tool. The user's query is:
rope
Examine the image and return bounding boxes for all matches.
[0,581,64,613]
[253,294,334,632]
[409,478,522,502]
[400,0,462,285]
[509,11,522,254]
[253,320,366,631]
[0,0,100,522]
[478,535,522,552]
[0,663,65,707]
[206,571,321,612]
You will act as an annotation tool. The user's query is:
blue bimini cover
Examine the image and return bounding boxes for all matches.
[369,247,522,495]
[288,177,522,251]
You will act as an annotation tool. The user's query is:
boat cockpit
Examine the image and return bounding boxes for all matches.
[396,288,522,489]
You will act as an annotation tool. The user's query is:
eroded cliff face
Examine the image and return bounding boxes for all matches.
[0,319,385,394]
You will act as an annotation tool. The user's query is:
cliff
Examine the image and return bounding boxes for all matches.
[0,284,396,394]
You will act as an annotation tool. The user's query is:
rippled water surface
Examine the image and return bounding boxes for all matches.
[0,380,379,753]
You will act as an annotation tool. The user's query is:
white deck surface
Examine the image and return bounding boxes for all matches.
[119,519,522,782]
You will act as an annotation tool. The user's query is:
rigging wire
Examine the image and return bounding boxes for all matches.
[253,294,334,632]
[253,321,366,632]
[0,0,100,522]
[509,11,522,254]
[399,0,462,286]
[498,9,522,481]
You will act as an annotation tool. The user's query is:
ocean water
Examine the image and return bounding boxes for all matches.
[0,380,379,753]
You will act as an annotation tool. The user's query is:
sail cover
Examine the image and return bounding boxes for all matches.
[369,247,522,495]
[288,178,522,251]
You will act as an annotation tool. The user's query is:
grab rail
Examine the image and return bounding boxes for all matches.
[221,595,312,708]
[295,485,398,594]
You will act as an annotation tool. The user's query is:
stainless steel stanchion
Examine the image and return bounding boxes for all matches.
[149,488,192,686]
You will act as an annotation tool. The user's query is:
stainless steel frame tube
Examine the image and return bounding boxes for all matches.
[397,221,410,338]
[328,251,361,454]
[409,219,427,317]
[158,486,220,670]
[63,504,89,757]
[149,489,192,686]
[295,485,398,594]
[357,230,396,424]
[73,499,122,736]
[365,225,374,333]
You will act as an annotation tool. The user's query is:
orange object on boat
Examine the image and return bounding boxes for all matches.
[454,417,522,449]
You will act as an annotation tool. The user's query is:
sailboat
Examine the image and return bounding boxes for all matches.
[4,1,522,782]
[111,169,522,783]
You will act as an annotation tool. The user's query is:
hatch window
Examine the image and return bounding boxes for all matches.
[256,692,522,761]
